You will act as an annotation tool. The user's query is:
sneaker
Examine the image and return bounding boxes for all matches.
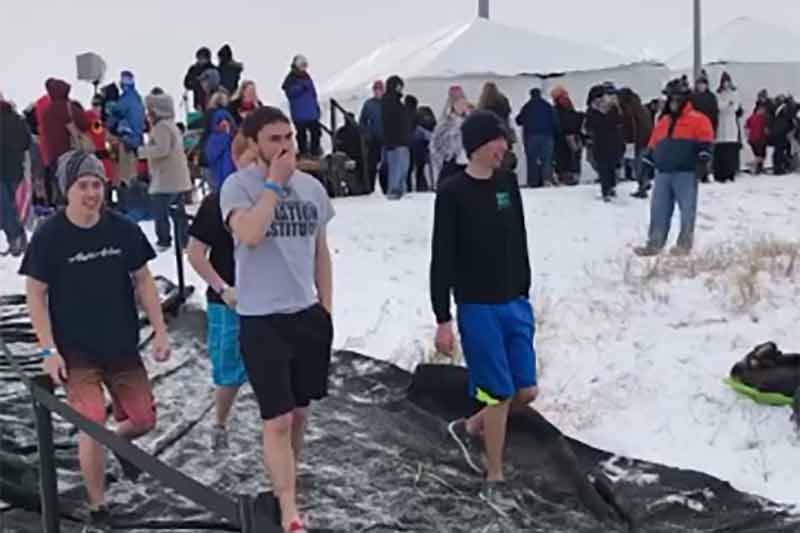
[479,481,517,513]
[156,243,171,253]
[113,451,142,482]
[669,245,691,257]
[211,425,229,451]
[630,189,648,199]
[633,245,661,257]
[82,505,110,533]
[447,418,484,474]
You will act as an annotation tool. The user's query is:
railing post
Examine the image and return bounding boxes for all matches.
[172,207,186,303]
[32,375,60,533]
[330,98,338,150]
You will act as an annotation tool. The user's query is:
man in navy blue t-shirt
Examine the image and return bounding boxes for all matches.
[19,151,171,529]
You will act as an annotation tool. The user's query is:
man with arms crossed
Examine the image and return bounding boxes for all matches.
[430,111,538,504]
[20,151,171,531]
[220,107,334,533]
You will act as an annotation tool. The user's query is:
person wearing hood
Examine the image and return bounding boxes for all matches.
[551,86,583,186]
[0,94,32,256]
[381,75,412,199]
[184,47,217,112]
[107,71,146,185]
[139,92,192,252]
[584,85,624,202]
[635,78,714,257]
[516,87,559,188]
[358,80,385,193]
[41,79,90,170]
[217,44,244,94]
[282,54,322,157]
[713,72,743,183]
[204,103,237,193]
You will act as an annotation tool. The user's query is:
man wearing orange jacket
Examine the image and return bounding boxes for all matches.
[635,78,714,257]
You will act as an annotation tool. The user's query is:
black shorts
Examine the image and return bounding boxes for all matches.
[239,304,334,420]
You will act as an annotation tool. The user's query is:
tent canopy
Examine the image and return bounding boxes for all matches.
[322,17,632,96]
[668,17,800,68]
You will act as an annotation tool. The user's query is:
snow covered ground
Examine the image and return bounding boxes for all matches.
[2,175,799,509]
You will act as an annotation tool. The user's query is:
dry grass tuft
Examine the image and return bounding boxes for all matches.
[621,235,800,312]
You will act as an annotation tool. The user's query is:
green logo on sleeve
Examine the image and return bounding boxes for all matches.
[496,192,511,210]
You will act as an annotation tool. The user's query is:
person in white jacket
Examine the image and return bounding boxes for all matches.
[139,91,193,251]
[713,72,743,183]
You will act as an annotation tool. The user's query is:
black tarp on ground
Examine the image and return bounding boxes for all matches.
[2,304,799,532]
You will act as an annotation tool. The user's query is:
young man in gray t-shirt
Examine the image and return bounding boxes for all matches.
[220,107,334,533]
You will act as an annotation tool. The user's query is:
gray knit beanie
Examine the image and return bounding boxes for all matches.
[56,150,106,195]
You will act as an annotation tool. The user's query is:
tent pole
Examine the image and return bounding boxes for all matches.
[693,0,702,81]
[478,0,489,19]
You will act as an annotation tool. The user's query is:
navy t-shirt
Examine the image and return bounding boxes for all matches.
[187,193,235,305]
[19,209,156,358]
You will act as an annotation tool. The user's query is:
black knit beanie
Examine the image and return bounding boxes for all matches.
[461,110,508,158]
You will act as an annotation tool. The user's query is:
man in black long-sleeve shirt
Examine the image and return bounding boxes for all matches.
[430,111,537,502]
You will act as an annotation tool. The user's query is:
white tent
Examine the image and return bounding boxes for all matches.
[321,17,671,183]
[323,17,671,110]
[668,17,800,112]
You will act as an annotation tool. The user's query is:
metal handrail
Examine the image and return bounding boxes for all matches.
[0,236,280,533]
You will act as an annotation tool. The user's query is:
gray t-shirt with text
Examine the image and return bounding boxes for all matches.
[220,166,334,316]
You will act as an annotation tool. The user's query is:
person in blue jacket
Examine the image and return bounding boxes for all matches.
[516,88,560,188]
[204,106,237,192]
[281,54,322,157]
[107,71,146,185]
[107,71,145,152]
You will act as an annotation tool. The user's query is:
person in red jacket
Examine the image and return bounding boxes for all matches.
[41,79,90,203]
[34,91,52,164]
[745,104,769,175]
[635,78,714,257]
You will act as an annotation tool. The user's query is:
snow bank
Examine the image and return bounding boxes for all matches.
[2,175,799,508]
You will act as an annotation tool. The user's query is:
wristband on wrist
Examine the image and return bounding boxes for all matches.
[263,180,284,197]
[39,347,57,358]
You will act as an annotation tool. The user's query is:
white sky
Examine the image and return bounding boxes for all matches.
[2,0,800,111]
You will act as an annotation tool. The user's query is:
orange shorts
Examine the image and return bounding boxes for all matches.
[63,354,156,429]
